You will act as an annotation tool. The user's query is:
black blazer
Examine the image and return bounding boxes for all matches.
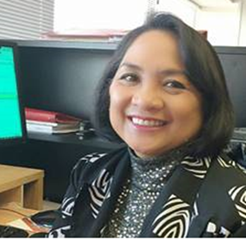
[48,147,246,237]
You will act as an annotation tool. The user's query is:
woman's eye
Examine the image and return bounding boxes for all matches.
[164,80,186,89]
[120,73,138,82]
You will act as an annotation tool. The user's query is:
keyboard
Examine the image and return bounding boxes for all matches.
[0,225,28,237]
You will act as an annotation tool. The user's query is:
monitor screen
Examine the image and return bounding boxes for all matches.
[215,46,246,127]
[0,41,26,145]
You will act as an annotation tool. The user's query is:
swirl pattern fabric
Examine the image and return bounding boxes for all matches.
[181,157,211,179]
[89,169,113,219]
[152,194,190,237]
[229,185,246,221]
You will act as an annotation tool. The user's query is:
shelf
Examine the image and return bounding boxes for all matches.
[27,132,123,150]
[15,40,118,51]
[0,164,44,210]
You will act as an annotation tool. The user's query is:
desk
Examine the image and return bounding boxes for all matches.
[0,202,37,225]
[0,164,44,210]
[0,202,49,236]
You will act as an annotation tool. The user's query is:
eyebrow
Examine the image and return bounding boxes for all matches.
[119,62,142,71]
[159,69,187,77]
[119,62,187,76]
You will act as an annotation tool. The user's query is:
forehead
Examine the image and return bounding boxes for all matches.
[121,30,184,69]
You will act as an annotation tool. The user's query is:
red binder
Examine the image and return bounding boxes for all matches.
[25,108,80,123]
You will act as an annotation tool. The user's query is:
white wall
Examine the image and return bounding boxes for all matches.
[195,8,240,46]
[239,0,246,46]
[53,0,246,46]
[155,0,198,27]
[157,0,246,46]
[54,0,148,32]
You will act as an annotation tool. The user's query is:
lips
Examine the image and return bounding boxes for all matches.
[130,116,168,127]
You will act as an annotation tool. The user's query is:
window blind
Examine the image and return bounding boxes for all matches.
[0,0,54,39]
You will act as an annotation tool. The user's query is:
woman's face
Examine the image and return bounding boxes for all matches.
[109,30,203,158]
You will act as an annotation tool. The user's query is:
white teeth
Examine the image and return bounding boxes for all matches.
[132,117,164,127]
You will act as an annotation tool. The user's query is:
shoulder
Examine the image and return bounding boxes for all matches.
[71,152,108,185]
[215,153,246,198]
[71,146,128,183]
[205,153,246,206]
[191,153,246,231]
[73,152,107,173]
[215,154,246,225]
[215,153,246,177]
[74,146,127,169]
[190,153,246,202]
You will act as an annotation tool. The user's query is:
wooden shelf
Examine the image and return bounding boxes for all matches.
[0,164,44,210]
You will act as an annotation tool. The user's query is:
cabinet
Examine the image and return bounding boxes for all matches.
[16,40,118,121]
[0,40,123,203]
[0,164,44,210]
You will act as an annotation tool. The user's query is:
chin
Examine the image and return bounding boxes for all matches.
[132,148,160,159]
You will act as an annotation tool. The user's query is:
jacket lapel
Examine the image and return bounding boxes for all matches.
[72,148,131,237]
[140,156,212,237]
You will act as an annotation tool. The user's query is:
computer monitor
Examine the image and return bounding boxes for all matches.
[215,46,246,128]
[0,40,26,146]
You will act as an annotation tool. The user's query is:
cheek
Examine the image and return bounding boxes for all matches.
[109,83,125,131]
[109,81,132,113]
[109,85,121,108]
[109,84,122,115]
[172,96,203,131]
[185,101,203,132]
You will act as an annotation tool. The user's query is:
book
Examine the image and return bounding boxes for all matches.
[25,108,80,124]
[26,122,80,134]
[26,120,80,127]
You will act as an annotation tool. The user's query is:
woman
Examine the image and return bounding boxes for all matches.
[49,13,246,237]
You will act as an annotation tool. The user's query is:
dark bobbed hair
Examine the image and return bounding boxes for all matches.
[93,13,235,158]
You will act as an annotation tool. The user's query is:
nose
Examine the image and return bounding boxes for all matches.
[131,85,164,111]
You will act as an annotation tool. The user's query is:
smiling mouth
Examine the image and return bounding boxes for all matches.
[130,117,168,127]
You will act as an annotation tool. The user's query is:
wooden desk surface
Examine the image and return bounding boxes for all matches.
[0,164,44,193]
[0,202,49,236]
[0,202,38,225]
